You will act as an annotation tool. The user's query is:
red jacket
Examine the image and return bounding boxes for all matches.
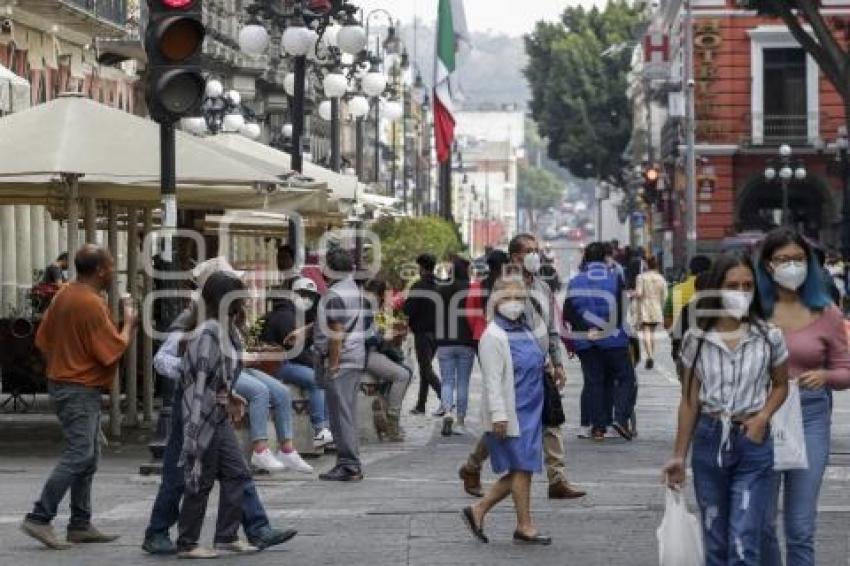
[467,280,487,341]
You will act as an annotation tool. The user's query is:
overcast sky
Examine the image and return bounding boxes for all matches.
[356,0,608,37]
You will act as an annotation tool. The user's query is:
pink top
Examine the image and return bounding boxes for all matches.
[784,306,850,389]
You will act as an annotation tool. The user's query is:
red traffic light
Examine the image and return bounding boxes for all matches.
[161,0,195,8]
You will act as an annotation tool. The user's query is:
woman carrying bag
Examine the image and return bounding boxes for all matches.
[461,277,551,546]
[755,228,850,566]
[663,254,789,565]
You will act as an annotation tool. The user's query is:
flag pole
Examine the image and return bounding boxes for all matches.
[440,157,452,220]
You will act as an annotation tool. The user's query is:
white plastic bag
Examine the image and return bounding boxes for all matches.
[657,488,704,566]
[772,380,808,471]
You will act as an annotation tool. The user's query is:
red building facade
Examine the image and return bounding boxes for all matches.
[653,0,850,260]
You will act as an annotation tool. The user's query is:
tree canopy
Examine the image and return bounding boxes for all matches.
[524,1,643,180]
[517,163,564,213]
[370,216,462,288]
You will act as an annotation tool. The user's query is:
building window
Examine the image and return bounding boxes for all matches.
[763,48,807,143]
[749,26,820,146]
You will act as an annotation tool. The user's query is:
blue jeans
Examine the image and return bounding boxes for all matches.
[761,388,832,566]
[437,345,475,417]
[276,362,327,432]
[27,382,102,528]
[144,387,269,541]
[693,415,775,566]
[576,347,634,431]
[235,368,293,443]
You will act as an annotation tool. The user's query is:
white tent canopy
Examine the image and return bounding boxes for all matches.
[0,63,29,114]
[207,133,366,202]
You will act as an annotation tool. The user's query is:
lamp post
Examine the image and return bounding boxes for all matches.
[764,144,806,227]
[240,1,367,174]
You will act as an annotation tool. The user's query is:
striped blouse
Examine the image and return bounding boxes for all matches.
[680,322,788,416]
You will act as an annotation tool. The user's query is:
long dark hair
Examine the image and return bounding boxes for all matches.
[755,227,832,316]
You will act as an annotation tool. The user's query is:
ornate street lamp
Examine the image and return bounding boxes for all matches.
[764,144,806,227]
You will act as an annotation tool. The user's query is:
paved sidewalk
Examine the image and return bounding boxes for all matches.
[1,340,850,565]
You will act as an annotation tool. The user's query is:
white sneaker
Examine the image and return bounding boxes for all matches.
[276,450,314,474]
[251,448,285,472]
[577,426,591,439]
[213,539,258,554]
[313,428,334,448]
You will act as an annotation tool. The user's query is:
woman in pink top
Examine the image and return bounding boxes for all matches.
[755,228,850,566]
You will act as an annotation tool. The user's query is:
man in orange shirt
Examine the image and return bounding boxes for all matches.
[21,244,137,550]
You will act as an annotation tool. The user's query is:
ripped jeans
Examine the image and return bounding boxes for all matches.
[692,415,774,566]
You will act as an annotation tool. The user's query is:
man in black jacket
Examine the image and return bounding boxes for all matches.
[404,254,442,415]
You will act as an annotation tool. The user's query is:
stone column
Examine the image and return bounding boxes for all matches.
[1,206,17,315]
[15,205,32,309]
[107,202,121,438]
[124,207,139,428]
[30,206,45,281]
[142,209,154,424]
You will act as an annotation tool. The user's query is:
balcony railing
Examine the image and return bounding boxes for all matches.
[762,114,809,144]
[63,0,127,27]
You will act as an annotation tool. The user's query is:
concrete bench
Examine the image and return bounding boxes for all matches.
[236,384,324,469]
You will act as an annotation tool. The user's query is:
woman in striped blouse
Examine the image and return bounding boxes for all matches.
[756,228,850,566]
[663,253,789,565]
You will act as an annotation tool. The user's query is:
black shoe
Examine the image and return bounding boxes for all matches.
[645,359,654,370]
[247,527,297,550]
[513,531,552,545]
[612,422,633,441]
[410,407,426,415]
[319,465,364,482]
[461,507,488,543]
[142,532,176,555]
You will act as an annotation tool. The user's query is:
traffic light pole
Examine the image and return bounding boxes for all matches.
[291,55,307,174]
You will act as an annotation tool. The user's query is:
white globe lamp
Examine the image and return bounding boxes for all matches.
[779,144,792,158]
[238,24,269,55]
[779,166,794,181]
[795,167,807,181]
[282,123,293,138]
[225,89,241,105]
[205,79,224,99]
[323,73,348,98]
[348,96,370,118]
[764,167,776,181]
[337,23,367,55]
[223,113,245,132]
[318,100,333,122]
[362,71,387,97]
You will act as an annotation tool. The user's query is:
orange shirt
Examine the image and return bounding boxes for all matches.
[35,282,129,390]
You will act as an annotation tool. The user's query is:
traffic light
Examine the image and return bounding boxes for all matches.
[642,165,660,205]
[145,0,206,123]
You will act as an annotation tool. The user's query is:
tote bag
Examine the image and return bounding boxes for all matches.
[772,380,808,471]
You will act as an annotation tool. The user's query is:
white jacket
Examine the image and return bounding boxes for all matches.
[478,322,520,437]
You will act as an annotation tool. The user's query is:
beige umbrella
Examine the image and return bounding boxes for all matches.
[207,133,366,202]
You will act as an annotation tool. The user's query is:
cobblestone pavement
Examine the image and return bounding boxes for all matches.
[1,340,850,565]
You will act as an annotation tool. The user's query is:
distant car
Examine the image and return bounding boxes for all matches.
[721,231,764,255]
[566,228,585,242]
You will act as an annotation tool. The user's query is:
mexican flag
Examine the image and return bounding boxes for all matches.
[434,0,469,164]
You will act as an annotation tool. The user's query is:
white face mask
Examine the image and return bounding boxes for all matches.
[498,300,525,321]
[772,261,808,291]
[294,296,314,311]
[523,252,541,275]
[721,290,753,320]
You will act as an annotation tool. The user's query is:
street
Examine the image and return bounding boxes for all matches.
[3,340,850,565]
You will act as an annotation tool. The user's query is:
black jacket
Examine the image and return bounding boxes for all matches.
[403,273,439,334]
[436,276,474,347]
[260,300,316,367]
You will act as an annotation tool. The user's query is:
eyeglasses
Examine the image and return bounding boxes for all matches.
[771,255,807,264]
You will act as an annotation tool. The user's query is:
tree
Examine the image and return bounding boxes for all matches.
[524,1,643,180]
[517,163,564,225]
[370,216,462,288]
